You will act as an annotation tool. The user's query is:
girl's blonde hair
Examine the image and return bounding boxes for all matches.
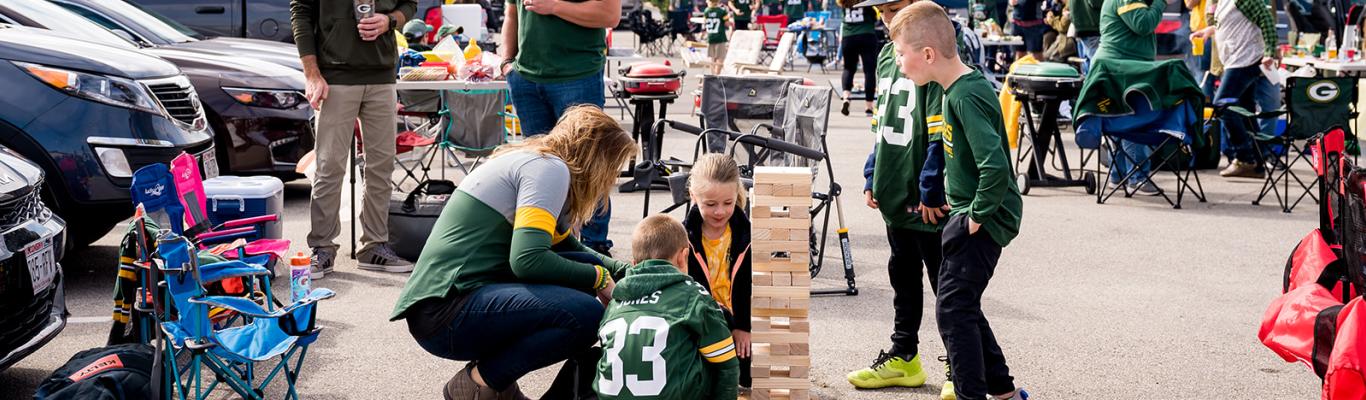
[494,106,638,228]
[688,154,747,209]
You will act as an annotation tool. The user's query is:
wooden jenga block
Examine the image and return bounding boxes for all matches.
[788,229,808,241]
[790,389,809,400]
[790,319,810,333]
[753,260,809,273]
[789,343,809,356]
[751,331,808,343]
[771,184,795,196]
[752,271,773,286]
[751,377,809,390]
[770,343,790,355]
[753,195,814,208]
[752,297,771,309]
[753,183,776,196]
[753,166,813,182]
[751,205,772,218]
[772,271,792,286]
[752,228,774,241]
[753,286,809,299]
[792,272,811,286]
[752,216,810,230]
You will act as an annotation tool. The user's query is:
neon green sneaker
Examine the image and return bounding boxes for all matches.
[939,356,956,400]
[846,351,926,389]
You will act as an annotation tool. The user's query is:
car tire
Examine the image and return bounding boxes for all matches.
[65,212,122,249]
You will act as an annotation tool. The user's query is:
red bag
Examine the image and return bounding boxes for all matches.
[1289,230,1340,293]
[1260,284,1344,368]
[1326,297,1366,400]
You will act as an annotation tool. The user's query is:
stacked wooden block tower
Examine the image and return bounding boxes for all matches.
[749,166,813,400]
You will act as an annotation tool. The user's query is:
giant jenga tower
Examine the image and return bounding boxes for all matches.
[749,166,812,400]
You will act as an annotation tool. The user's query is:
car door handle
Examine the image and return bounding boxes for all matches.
[195,6,226,14]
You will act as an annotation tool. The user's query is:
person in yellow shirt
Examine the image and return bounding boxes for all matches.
[682,154,753,390]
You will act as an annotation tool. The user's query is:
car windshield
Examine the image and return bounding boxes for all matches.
[4,0,137,49]
[116,0,203,42]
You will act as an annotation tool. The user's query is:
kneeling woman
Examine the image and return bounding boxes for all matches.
[390,106,637,398]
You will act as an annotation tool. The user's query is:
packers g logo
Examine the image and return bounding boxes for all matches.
[356,3,374,14]
[1308,81,1341,103]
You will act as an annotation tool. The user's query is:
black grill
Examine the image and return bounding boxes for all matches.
[0,189,47,234]
[147,83,201,125]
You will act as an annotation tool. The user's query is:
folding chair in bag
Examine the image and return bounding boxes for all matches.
[152,232,334,400]
[650,78,859,295]
[1251,77,1359,213]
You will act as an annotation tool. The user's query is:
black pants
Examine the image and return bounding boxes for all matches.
[841,33,880,102]
[937,214,1015,399]
[735,19,750,31]
[886,226,943,358]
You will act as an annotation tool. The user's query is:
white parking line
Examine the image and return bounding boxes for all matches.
[68,316,111,324]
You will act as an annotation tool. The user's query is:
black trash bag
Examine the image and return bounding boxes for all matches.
[34,343,156,400]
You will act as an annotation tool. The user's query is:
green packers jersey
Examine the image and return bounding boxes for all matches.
[704,7,729,44]
[732,0,753,21]
[595,260,739,399]
[870,42,944,232]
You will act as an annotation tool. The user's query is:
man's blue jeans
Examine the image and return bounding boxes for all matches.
[508,70,614,250]
[1076,35,1100,73]
[1108,140,1153,185]
[1215,64,1269,164]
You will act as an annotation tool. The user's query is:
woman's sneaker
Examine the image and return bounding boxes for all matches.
[846,351,926,389]
[357,244,415,273]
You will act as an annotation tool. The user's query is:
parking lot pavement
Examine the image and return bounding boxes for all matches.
[1,64,1326,399]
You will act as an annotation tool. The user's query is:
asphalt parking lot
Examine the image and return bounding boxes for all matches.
[0,52,1329,399]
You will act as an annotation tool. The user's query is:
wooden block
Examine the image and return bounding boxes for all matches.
[787,298,810,309]
[752,307,808,317]
[770,297,788,309]
[751,366,771,378]
[770,343,790,355]
[751,317,771,330]
[751,377,810,390]
[751,205,772,218]
[790,343,809,356]
[752,216,811,230]
[753,261,808,273]
[772,272,792,286]
[752,354,810,367]
[786,206,809,216]
[752,228,775,241]
[753,166,814,181]
[771,184,795,196]
[752,331,808,344]
[788,229,808,241]
[752,241,808,254]
[791,273,811,286]
[753,195,814,208]
[791,389,809,400]
[753,184,776,196]
[788,366,810,379]
[752,286,810,299]
[790,319,810,333]
[752,271,773,286]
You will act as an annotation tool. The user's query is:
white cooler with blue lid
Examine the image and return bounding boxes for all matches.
[201,176,285,240]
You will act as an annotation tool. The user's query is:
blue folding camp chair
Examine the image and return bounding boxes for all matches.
[154,233,334,400]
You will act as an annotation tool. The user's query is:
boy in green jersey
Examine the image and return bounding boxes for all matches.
[889,3,1027,400]
[704,0,733,74]
[595,215,740,399]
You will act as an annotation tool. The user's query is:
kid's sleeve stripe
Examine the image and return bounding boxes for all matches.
[704,348,737,363]
[700,337,734,354]
[513,206,556,234]
[1117,2,1148,14]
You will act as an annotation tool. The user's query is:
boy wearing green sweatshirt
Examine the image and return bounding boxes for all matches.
[595,214,740,399]
[889,3,1027,400]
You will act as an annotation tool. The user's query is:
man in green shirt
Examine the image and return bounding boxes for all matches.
[501,0,622,254]
[1094,0,1167,61]
[731,0,754,30]
[890,3,1026,400]
[784,0,809,22]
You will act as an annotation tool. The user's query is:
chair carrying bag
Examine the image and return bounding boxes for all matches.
[34,343,156,400]
[388,179,456,261]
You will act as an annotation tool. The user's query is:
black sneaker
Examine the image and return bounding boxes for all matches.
[309,247,335,280]
[841,99,851,116]
[357,244,414,273]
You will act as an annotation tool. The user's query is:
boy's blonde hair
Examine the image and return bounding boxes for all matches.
[888,2,957,61]
[688,154,747,209]
[493,106,638,229]
[631,214,691,264]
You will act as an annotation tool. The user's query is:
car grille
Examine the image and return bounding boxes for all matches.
[0,188,47,234]
[145,78,203,126]
[0,258,55,358]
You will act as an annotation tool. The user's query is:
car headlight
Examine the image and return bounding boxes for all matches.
[15,62,161,115]
[223,87,305,109]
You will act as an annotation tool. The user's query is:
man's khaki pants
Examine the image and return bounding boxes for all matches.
[308,84,396,253]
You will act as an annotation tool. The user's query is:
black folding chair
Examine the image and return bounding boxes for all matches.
[1253,77,1359,213]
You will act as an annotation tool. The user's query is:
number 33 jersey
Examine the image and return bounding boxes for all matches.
[595,260,740,399]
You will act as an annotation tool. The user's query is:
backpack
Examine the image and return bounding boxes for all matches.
[33,343,156,400]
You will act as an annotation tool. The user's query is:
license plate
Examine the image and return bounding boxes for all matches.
[200,151,219,180]
[25,238,55,296]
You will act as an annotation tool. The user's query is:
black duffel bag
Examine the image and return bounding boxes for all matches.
[389,180,456,261]
[34,343,156,400]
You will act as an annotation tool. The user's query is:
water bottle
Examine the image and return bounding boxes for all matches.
[290,252,311,303]
[1326,31,1338,60]
[1342,26,1359,61]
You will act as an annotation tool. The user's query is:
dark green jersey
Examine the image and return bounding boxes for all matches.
[1095,0,1166,61]
[509,0,607,82]
[870,43,944,232]
[783,0,807,22]
[841,7,876,37]
[704,7,729,44]
[941,70,1023,247]
[731,0,753,21]
[596,260,740,400]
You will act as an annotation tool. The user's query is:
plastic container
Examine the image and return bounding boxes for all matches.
[290,252,311,302]
[201,176,285,240]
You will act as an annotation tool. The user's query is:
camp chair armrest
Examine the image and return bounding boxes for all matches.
[217,215,278,230]
[198,227,257,244]
[190,295,282,318]
[282,288,337,313]
[199,260,271,283]
[733,63,767,72]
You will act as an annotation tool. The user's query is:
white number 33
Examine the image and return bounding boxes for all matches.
[598,316,671,396]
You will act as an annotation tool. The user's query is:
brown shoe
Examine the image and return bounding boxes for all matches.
[444,364,499,400]
[496,383,531,400]
[1220,160,1265,179]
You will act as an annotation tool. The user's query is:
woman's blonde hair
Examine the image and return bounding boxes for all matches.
[688,153,747,209]
[494,106,638,228]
